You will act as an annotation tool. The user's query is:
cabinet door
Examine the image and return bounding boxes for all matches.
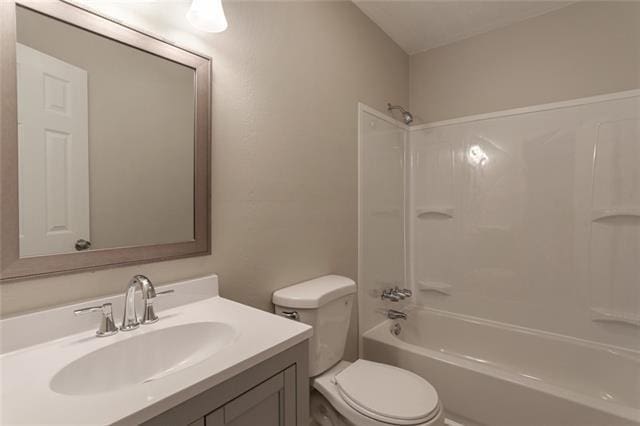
[205,366,296,426]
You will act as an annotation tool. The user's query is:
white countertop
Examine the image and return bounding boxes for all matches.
[0,275,312,425]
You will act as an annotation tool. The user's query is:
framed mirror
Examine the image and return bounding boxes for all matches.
[1,0,211,280]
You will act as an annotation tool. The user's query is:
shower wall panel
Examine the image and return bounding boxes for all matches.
[409,92,640,350]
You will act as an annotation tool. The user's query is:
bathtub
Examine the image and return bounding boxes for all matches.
[362,307,640,426]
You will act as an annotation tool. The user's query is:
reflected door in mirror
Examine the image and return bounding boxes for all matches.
[15,5,195,257]
[17,43,90,257]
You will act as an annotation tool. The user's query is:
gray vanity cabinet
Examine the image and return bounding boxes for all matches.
[141,341,308,426]
[205,366,295,426]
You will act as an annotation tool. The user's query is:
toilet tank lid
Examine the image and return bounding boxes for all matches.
[272,275,356,309]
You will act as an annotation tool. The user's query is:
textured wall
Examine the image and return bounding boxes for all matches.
[1,1,409,358]
[409,1,640,123]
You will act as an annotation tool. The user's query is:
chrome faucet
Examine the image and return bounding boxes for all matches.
[121,275,174,331]
[386,309,408,320]
[381,286,413,302]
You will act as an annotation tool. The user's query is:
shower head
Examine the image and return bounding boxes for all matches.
[387,103,414,125]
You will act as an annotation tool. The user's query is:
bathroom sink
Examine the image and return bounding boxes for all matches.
[50,321,236,395]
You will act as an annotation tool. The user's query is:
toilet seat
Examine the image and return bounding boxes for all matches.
[334,360,440,425]
[313,360,443,426]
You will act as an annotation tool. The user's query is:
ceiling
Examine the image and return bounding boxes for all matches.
[352,1,575,54]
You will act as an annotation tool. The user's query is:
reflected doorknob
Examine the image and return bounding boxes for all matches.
[75,239,92,251]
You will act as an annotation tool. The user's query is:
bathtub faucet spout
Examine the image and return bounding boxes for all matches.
[387,309,408,320]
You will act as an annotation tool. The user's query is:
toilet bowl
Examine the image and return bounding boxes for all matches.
[310,391,347,426]
[272,275,444,426]
[312,361,444,426]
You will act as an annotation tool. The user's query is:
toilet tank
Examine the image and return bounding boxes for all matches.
[272,275,356,377]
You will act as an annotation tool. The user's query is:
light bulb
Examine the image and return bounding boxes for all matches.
[186,0,228,33]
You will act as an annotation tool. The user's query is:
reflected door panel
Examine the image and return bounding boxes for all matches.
[17,43,90,257]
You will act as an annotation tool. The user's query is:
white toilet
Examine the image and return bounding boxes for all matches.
[273,275,444,426]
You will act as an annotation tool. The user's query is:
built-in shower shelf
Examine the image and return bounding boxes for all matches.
[417,280,452,295]
[591,208,640,222]
[590,308,640,327]
[416,206,454,219]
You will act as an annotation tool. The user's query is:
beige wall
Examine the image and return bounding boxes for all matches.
[16,7,195,249]
[2,1,409,359]
[409,1,640,123]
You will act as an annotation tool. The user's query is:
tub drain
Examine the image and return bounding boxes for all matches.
[391,322,402,336]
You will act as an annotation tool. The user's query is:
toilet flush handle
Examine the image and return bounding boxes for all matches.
[280,311,300,321]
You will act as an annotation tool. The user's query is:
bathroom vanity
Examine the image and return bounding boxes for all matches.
[145,344,305,426]
[141,344,306,426]
[0,275,312,425]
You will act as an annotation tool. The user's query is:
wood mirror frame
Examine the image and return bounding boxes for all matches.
[0,0,211,281]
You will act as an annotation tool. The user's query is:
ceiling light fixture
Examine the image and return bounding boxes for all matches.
[186,0,228,33]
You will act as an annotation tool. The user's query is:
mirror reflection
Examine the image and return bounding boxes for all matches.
[15,6,196,258]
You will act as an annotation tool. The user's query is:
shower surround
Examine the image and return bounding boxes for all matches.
[358,90,640,424]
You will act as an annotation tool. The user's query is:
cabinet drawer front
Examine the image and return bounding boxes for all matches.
[224,372,284,422]
[205,366,297,426]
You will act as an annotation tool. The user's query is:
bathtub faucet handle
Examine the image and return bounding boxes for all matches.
[381,288,401,301]
[396,287,412,297]
[392,286,407,299]
[382,286,412,301]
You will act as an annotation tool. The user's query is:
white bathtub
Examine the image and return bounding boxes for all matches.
[362,307,640,426]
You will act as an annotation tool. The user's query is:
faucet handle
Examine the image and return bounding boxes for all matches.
[381,288,401,301]
[141,289,174,324]
[74,303,119,337]
[382,286,413,301]
[396,287,413,297]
